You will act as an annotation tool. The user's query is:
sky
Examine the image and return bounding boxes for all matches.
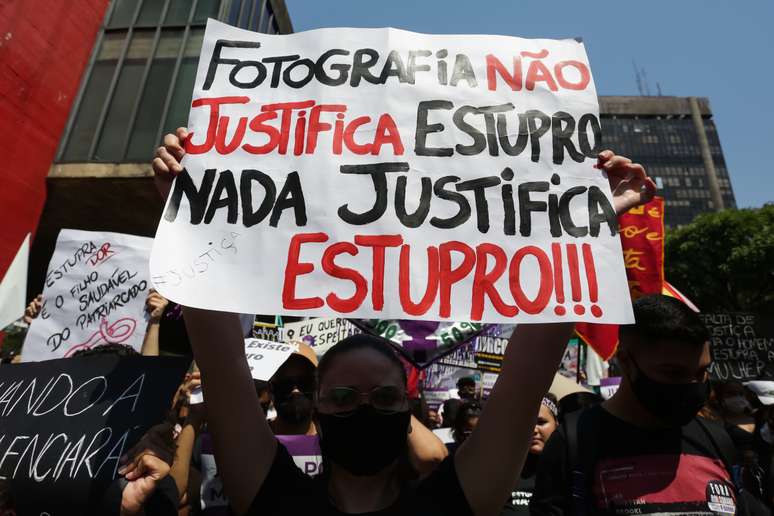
[285,0,773,208]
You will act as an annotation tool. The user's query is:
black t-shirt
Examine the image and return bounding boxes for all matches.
[246,441,473,516]
[501,474,536,514]
[531,405,741,515]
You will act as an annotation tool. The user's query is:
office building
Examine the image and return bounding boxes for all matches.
[600,96,736,228]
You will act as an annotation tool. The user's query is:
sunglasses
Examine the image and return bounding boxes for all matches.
[317,386,408,416]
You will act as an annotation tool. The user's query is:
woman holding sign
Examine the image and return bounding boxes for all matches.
[150,129,653,515]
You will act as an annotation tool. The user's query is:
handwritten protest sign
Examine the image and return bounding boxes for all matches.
[23,230,152,362]
[0,355,188,514]
[244,337,295,380]
[703,313,774,381]
[151,20,633,324]
[283,317,360,356]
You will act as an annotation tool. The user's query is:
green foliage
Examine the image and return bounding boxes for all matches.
[665,204,774,313]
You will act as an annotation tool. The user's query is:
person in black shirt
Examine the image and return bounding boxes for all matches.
[503,394,559,514]
[153,130,658,516]
[531,295,770,515]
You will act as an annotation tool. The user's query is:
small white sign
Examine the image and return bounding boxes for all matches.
[244,338,295,380]
[23,229,152,361]
[189,385,204,405]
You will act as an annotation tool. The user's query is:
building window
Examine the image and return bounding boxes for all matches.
[57,0,281,164]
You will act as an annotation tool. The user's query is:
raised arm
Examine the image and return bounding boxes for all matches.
[140,290,168,356]
[181,309,276,514]
[456,150,655,514]
[455,323,574,515]
[407,414,449,478]
[153,132,276,515]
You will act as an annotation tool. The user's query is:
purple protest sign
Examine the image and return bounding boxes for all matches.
[349,319,487,368]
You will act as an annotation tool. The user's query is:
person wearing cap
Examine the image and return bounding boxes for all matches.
[269,342,319,436]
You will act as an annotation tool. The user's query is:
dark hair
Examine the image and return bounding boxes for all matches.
[409,396,430,427]
[71,343,140,358]
[557,391,602,423]
[452,401,482,443]
[620,295,709,347]
[456,376,476,389]
[441,398,462,428]
[317,334,407,389]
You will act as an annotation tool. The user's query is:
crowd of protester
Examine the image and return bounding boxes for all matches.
[0,133,771,515]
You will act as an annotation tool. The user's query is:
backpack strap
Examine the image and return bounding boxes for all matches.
[692,417,762,515]
[693,417,742,486]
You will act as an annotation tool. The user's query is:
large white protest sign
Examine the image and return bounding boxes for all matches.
[23,229,152,361]
[151,20,633,324]
[244,337,295,380]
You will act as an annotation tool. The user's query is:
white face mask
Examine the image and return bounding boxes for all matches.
[761,423,774,445]
[723,395,751,414]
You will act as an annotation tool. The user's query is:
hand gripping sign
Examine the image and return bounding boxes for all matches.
[151,20,634,325]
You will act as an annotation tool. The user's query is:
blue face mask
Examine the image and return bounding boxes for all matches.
[630,359,709,427]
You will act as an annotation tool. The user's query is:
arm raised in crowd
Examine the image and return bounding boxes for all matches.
[455,322,575,515]
[153,131,275,515]
[140,290,168,356]
[455,150,655,515]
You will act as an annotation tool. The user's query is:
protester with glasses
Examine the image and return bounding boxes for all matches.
[152,128,656,515]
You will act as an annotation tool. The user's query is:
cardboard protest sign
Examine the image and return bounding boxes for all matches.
[151,20,633,325]
[283,317,360,356]
[244,337,295,380]
[23,229,153,361]
[703,313,774,381]
[0,355,188,514]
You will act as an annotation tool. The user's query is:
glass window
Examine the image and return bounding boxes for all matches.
[62,32,126,161]
[165,0,192,25]
[227,0,243,24]
[162,28,204,135]
[250,0,266,30]
[59,0,237,163]
[94,29,155,161]
[260,2,272,33]
[127,29,184,160]
[137,0,164,26]
[108,0,140,28]
[194,0,221,22]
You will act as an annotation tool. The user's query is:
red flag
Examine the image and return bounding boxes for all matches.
[576,198,666,360]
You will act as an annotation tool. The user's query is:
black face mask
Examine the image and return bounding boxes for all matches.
[317,405,410,476]
[276,392,314,425]
[629,359,709,427]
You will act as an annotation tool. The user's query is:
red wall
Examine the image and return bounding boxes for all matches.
[0,0,109,281]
